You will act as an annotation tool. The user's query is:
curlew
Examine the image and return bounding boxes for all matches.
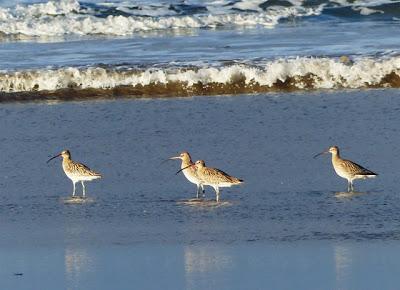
[179,160,243,202]
[169,152,205,199]
[47,150,102,197]
[314,146,377,192]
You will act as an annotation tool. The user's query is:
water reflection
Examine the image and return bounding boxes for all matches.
[65,246,92,290]
[61,196,95,204]
[334,244,352,290]
[335,191,366,199]
[177,199,232,208]
[184,245,233,290]
[64,222,94,290]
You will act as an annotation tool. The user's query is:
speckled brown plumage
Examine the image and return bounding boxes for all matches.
[48,150,101,197]
[194,160,243,202]
[315,146,377,192]
[169,151,205,199]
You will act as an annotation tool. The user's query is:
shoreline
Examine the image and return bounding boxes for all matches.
[1,82,400,104]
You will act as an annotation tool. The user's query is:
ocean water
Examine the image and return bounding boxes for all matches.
[2,89,400,245]
[2,90,400,289]
[1,0,400,289]
[0,0,399,97]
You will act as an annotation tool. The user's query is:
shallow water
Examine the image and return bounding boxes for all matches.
[2,89,400,247]
[2,89,400,288]
[2,241,400,290]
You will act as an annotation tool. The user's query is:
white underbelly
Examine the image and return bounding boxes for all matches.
[182,169,201,185]
[334,167,351,180]
[201,181,234,187]
[65,171,100,182]
[218,182,235,187]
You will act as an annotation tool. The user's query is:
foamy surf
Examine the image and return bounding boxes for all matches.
[1,56,400,101]
[0,0,399,39]
[3,0,400,39]
[0,0,321,37]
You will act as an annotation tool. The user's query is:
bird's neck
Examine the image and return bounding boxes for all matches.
[181,159,193,168]
[331,152,341,163]
[62,157,72,166]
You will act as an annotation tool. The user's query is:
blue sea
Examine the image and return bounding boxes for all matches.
[1,1,400,289]
[0,0,399,98]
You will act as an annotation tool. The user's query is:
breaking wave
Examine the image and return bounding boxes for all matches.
[0,0,399,38]
[1,55,400,101]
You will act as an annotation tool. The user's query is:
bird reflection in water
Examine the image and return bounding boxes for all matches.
[184,245,233,289]
[65,246,93,287]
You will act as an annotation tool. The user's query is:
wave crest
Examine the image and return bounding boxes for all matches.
[1,0,399,37]
[0,0,318,37]
[1,56,400,101]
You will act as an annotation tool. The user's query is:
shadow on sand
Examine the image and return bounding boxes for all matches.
[176,198,232,207]
[60,196,95,204]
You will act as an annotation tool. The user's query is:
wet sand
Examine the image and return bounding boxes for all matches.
[1,89,400,289]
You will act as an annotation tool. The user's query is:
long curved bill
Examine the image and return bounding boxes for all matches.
[168,156,181,160]
[47,153,61,163]
[313,150,329,159]
[160,156,181,165]
[175,164,194,175]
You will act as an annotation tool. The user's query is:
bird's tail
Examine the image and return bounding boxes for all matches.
[91,172,102,179]
[233,178,244,184]
[355,174,376,179]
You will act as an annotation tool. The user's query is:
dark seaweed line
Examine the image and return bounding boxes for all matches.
[1,72,400,103]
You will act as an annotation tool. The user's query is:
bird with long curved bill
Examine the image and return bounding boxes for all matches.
[314,146,377,192]
[177,160,243,202]
[167,151,205,199]
[47,150,102,197]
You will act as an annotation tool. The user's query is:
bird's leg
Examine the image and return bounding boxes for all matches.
[214,186,220,202]
[350,181,354,192]
[196,184,200,199]
[201,184,205,198]
[72,182,76,197]
[347,181,351,192]
[81,181,86,197]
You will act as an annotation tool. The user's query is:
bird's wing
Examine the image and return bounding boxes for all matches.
[203,167,241,183]
[342,159,377,176]
[72,161,102,177]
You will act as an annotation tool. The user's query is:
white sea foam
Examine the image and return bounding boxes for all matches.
[1,56,400,93]
[0,0,320,36]
[333,0,400,16]
[1,0,399,37]
[353,6,384,16]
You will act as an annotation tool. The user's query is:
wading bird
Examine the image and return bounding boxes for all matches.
[314,146,377,192]
[178,160,243,202]
[47,150,101,197]
[169,151,205,199]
